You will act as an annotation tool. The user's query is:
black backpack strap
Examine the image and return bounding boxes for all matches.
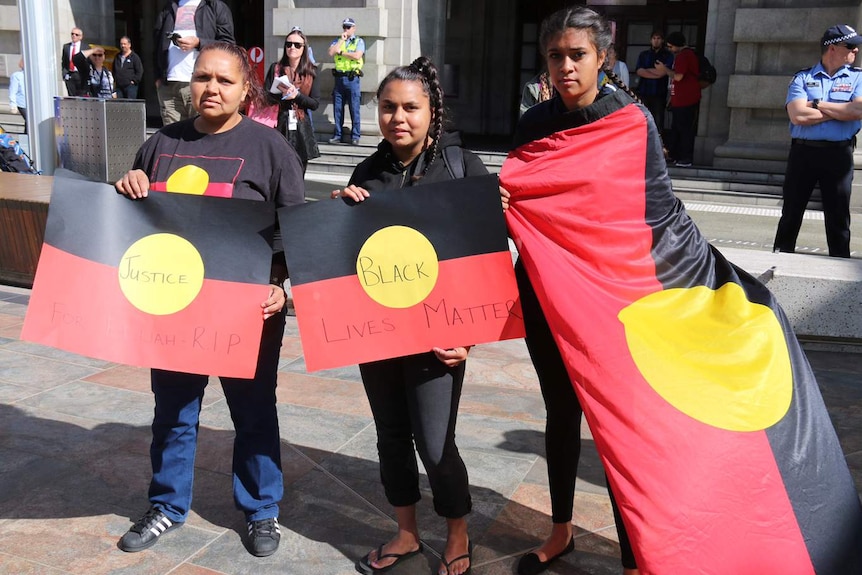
[442,145,466,180]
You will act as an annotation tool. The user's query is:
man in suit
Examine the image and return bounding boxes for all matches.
[61,28,91,96]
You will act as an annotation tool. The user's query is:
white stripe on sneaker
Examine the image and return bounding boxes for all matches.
[148,517,172,537]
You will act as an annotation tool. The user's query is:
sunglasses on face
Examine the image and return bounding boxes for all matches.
[93,54,105,58]
[343,26,353,30]
[71,32,82,36]
[285,41,304,49]
[845,43,860,50]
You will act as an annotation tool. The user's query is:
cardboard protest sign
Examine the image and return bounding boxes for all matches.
[22,178,274,378]
[279,174,524,371]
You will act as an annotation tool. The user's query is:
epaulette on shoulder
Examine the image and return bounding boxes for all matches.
[794,67,813,75]
[852,66,862,72]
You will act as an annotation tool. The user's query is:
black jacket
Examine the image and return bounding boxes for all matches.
[61,41,91,75]
[349,132,488,191]
[113,51,144,87]
[153,0,235,80]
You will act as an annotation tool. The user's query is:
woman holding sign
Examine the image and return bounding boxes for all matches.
[114,42,304,558]
[331,56,487,575]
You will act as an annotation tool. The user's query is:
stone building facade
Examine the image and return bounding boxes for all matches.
[2,0,861,171]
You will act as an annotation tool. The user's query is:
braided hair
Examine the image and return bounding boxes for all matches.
[376,56,446,179]
[199,41,267,112]
[539,6,641,104]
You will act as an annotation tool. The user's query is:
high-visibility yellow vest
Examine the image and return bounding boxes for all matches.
[334,37,363,73]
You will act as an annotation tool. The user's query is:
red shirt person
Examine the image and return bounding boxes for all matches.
[655,31,701,166]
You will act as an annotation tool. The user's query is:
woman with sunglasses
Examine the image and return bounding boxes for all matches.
[264,28,320,173]
[87,48,116,99]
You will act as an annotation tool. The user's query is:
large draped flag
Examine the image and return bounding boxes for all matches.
[500,91,862,573]
[21,177,274,378]
[278,174,524,371]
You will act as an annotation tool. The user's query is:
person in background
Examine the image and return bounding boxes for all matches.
[655,31,700,167]
[114,41,305,558]
[9,58,27,133]
[61,27,91,96]
[114,36,144,99]
[153,0,235,125]
[607,44,630,88]
[264,28,320,173]
[87,48,116,99]
[331,56,487,575]
[635,30,673,132]
[519,70,555,116]
[327,17,364,145]
[773,24,862,258]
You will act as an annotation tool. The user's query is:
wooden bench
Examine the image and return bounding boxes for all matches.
[0,172,52,287]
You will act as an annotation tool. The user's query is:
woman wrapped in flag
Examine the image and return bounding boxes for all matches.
[499,6,862,573]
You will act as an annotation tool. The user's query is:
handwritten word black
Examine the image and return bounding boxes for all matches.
[358,256,429,287]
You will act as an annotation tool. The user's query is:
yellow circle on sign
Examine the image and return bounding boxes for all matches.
[618,283,792,432]
[356,226,439,308]
[166,165,210,195]
[118,233,205,315]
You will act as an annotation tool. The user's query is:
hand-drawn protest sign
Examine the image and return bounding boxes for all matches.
[279,174,524,372]
[22,177,274,378]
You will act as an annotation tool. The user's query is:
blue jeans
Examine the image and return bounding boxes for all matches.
[332,75,361,140]
[117,84,139,99]
[148,309,286,522]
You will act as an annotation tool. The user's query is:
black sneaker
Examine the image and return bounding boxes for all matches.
[118,506,182,552]
[246,517,281,557]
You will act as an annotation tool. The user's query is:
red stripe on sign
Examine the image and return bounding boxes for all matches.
[293,251,524,372]
[150,181,234,198]
[22,243,268,378]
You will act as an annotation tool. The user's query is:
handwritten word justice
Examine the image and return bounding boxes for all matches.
[119,254,190,284]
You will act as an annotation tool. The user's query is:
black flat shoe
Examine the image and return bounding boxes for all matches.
[516,536,575,575]
[355,542,424,574]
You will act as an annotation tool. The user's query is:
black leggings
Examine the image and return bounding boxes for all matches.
[515,260,636,569]
[360,352,472,519]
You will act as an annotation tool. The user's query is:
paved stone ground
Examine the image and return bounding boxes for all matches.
[0,280,860,574]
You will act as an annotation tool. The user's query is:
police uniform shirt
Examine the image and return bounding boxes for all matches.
[786,61,862,141]
[330,35,366,73]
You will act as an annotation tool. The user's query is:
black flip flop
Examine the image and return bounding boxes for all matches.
[439,540,473,575]
[355,542,424,574]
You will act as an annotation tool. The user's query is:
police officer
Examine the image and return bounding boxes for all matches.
[328,17,365,145]
[773,24,862,257]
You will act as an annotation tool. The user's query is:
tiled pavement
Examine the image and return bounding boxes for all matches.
[0,284,860,575]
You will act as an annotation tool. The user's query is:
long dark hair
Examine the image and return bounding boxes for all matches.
[198,41,266,112]
[539,6,640,103]
[279,29,315,78]
[376,56,445,179]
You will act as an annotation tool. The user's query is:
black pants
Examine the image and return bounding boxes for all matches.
[64,71,87,97]
[773,141,853,257]
[640,94,667,135]
[360,352,471,519]
[515,260,636,569]
[17,107,26,134]
[668,103,698,164]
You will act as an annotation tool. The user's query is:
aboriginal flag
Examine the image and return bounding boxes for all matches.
[21,177,274,378]
[500,91,862,573]
[147,154,244,198]
[279,174,524,372]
